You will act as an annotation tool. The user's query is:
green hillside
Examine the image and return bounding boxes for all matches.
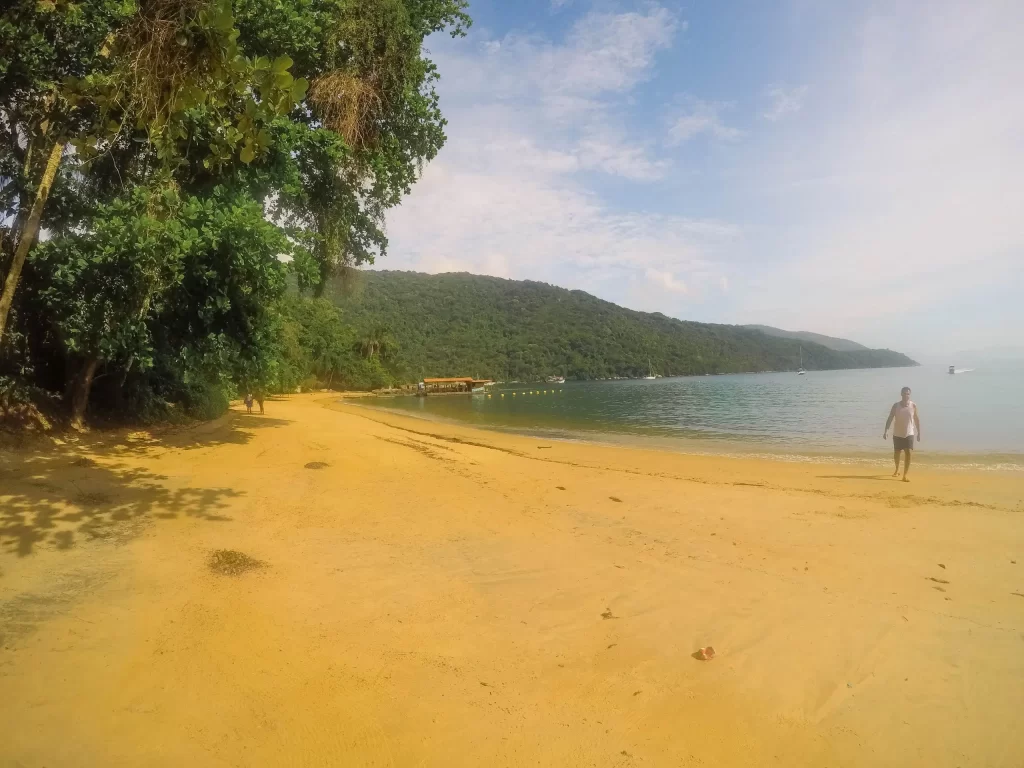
[333,271,917,381]
[743,324,868,352]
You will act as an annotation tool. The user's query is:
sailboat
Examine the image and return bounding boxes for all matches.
[797,345,806,375]
[644,358,656,380]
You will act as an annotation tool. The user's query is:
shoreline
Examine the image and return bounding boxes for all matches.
[3,393,1023,766]
[350,398,1024,473]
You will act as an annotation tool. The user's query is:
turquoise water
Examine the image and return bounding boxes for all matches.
[361,364,1024,465]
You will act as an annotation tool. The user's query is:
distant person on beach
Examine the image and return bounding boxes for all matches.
[244,393,254,415]
[255,391,265,415]
[884,386,920,481]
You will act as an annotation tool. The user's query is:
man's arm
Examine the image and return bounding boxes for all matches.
[884,404,896,438]
[913,405,921,441]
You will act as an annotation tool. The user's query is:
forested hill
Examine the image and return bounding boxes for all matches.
[742,325,868,352]
[334,271,917,381]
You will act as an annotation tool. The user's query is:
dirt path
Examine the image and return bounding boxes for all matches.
[2,394,1023,766]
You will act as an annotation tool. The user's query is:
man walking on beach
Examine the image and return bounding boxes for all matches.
[884,386,920,481]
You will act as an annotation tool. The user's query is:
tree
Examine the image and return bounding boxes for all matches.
[27,184,291,426]
[0,0,306,343]
[232,0,471,291]
[357,324,398,362]
[29,188,187,426]
[3,0,471,425]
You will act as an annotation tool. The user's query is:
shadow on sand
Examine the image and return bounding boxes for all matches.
[0,411,288,558]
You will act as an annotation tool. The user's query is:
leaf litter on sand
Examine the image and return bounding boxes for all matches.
[208,549,265,576]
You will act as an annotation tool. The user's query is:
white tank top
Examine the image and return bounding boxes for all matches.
[893,401,916,437]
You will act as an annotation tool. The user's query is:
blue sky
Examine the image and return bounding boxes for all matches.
[382,0,1024,362]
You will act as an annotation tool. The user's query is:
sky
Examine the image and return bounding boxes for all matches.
[381,0,1024,362]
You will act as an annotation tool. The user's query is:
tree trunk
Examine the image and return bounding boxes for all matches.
[70,356,100,430]
[0,139,65,344]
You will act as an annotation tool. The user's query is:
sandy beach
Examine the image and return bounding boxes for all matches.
[2,393,1023,767]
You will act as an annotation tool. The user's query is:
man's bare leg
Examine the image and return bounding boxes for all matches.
[893,448,901,476]
[902,448,912,481]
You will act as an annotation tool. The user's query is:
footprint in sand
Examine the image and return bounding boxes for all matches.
[601,609,617,620]
[609,496,623,503]
[556,486,566,490]
[927,577,950,584]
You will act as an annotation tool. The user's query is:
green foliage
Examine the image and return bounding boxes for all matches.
[30,187,186,368]
[743,325,869,352]
[357,323,398,362]
[333,271,918,381]
[181,377,232,421]
[276,295,394,391]
[2,0,470,424]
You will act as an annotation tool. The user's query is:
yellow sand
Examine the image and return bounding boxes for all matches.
[2,393,1023,767]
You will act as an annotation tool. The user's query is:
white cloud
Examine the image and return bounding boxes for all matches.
[441,7,680,118]
[575,131,669,180]
[385,159,738,301]
[383,5,736,304]
[384,1,1024,359]
[667,100,742,144]
[762,84,808,121]
[731,1,1024,357]
[646,269,688,294]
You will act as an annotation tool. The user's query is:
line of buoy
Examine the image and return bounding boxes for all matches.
[495,389,564,397]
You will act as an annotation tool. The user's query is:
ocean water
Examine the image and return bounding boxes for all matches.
[361,364,1024,467]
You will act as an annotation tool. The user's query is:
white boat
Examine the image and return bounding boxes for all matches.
[547,375,566,384]
[797,345,806,375]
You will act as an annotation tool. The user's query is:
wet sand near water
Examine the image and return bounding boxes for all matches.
[2,393,1023,766]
